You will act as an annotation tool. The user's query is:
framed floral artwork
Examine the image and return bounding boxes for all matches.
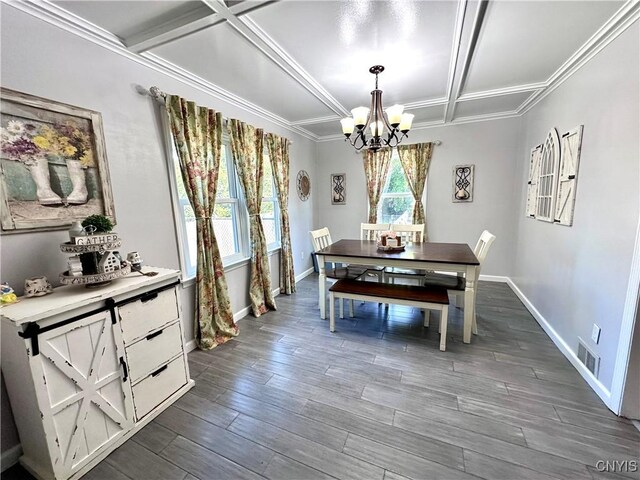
[0,88,115,233]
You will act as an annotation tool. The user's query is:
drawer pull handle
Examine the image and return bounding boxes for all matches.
[141,292,158,303]
[146,330,164,341]
[119,357,129,382]
[151,365,168,377]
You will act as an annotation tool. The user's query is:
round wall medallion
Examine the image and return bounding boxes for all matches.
[297,170,310,201]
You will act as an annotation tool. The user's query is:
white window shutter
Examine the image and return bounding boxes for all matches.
[526,146,541,218]
[535,128,561,222]
[554,126,583,226]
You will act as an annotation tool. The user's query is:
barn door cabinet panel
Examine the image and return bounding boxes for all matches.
[1,268,194,480]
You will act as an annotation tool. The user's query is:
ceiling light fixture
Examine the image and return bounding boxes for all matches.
[340,65,414,152]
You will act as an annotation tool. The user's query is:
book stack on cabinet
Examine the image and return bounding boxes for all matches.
[0,268,194,480]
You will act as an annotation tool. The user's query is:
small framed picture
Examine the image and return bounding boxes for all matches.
[331,173,346,205]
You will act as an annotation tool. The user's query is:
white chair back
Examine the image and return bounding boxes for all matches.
[390,224,425,243]
[310,227,333,252]
[361,223,389,241]
[473,230,496,278]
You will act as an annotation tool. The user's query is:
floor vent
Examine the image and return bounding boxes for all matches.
[577,337,600,377]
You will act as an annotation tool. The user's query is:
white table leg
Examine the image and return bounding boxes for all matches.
[463,265,477,343]
[339,298,344,319]
[329,292,335,332]
[318,255,326,319]
[423,309,430,328]
[440,305,448,351]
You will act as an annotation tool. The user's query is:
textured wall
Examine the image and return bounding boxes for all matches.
[511,23,639,391]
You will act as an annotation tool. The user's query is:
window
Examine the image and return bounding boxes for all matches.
[378,150,415,224]
[260,153,280,250]
[169,132,280,279]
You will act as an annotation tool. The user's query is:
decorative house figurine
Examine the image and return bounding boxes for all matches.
[68,255,83,277]
[98,251,121,274]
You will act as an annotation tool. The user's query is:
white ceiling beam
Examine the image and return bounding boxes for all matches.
[202,0,349,117]
[444,0,489,123]
[442,0,470,123]
[124,0,277,54]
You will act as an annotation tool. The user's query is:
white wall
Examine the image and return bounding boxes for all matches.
[0,5,316,455]
[511,23,640,392]
[315,118,523,276]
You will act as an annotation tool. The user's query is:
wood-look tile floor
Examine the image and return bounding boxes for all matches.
[7,275,640,480]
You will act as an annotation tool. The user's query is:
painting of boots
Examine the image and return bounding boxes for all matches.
[0,88,115,233]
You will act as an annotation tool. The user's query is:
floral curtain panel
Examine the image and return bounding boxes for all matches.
[166,95,237,350]
[397,142,433,235]
[266,133,296,295]
[362,148,392,223]
[229,119,276,316]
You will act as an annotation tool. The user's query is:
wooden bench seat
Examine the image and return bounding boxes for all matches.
[329,279,450,351]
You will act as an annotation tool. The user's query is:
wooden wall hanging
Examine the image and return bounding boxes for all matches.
[554,125,583,226]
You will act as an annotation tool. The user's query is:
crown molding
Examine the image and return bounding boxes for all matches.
[5,0,637,144]
[3,0,319,141]
[457,83,546,102]
[518,0,639,114]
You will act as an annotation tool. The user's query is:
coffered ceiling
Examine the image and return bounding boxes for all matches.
[14,0,639,140]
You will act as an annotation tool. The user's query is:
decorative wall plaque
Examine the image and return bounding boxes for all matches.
[296,170,310,201]
[453,165,474,202]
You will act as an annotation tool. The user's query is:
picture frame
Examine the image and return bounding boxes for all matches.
[331,173,346,205]
[0,88,115,233]
[452,164,474,202]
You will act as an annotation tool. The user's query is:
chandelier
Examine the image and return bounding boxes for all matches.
[340,65,414,152]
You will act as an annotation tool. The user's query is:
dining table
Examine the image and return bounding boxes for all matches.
[315,239,480,343]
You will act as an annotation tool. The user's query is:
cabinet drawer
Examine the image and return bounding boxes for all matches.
[132,356,187,420]
[126,321,183,384]
[118,287,179,344]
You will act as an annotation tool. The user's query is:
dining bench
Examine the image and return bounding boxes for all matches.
[328,279,450,351]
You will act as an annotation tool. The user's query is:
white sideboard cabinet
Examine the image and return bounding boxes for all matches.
[1,268,194,480]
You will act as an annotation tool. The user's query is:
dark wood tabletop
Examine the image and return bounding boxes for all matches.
[317,239,479,265]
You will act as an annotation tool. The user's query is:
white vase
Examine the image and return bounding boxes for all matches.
[68,220,85,241]
[27,158,63,205]
[66,159,88,205]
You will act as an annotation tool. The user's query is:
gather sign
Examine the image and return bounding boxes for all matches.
[74,233,119,245]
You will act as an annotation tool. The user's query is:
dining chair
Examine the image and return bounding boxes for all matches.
[361,223,390,241]
[359,223,389,282]
[384,224,426,285]
[390,223,425,244]
[310,227,364,317]
[423,230,496,335]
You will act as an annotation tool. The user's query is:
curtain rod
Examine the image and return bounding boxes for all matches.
[138,85,295,144]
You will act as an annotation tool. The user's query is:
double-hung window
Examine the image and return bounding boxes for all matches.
[169,131,280,280]
[260,152,280,251]
[377,150,415,224]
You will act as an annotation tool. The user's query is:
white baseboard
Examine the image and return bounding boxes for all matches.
[506,278,612,407]
[479,274,510,283]
[1,444,22,472]
[295,267,315,283]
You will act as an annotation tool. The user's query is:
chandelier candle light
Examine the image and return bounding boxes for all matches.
[340,65,414,152]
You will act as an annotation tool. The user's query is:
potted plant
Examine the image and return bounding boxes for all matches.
[79,214,115,274]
